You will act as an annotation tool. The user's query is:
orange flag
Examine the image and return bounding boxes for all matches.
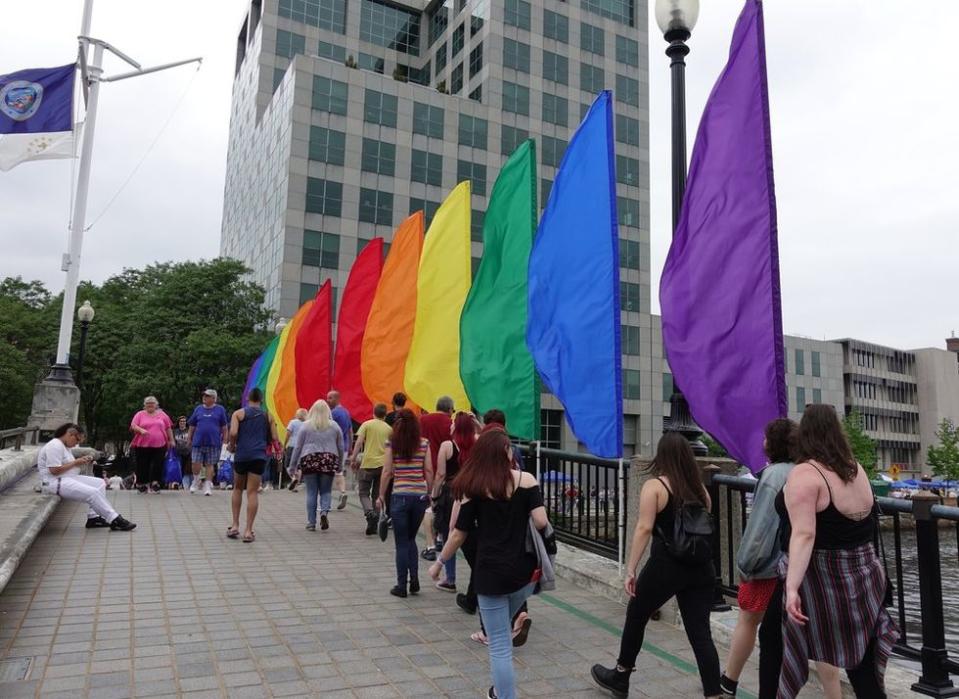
[272,300,314,432]
[361,212,424,412]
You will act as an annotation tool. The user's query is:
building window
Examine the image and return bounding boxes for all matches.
[505,0,531,30]
[363,89,398,127]
[502,81,530,116]
[409,62,431,86]
[469,42,484,78]
[412,102,444,138]
[451,63,464,94]
[428,5,448,46]
[471,209,485,242]
[359,188,393,225]
[541,136,567,168]
[409,197,441,226]
[812,351,821,377]
[308,126,346,165]
[541,409,562,448]
[543,50,568,85]
[471,11,484,36]
[358,53,385,73]
[471,256,481,278]
[616,34,639,67]
[622,325,640,355]
[361,138,396,176]
[411,149,443,186]
[359,0,421,56]
[542,94,568,127]
[302,230,339,268]
[276,29,305,59]
[312,76,348,115]
[503,39,530,73]
[278,0,346,34]
[306,178,342,216]
[299,283,319,305]
[624,369,641,399]
[580,63,605,94]
[616,114,641,146]
[317,41,346,62]
[620,281,640,312]
[616,74,640,107]
[617,197,641,228]
[540,178,552,203]
[272,67,286,93]
[795,349,805,376]
[583,0,634,26]
[452,23,465,58]
[457,160,487,197]
[616,155,641,187]
[813,388,822,404]
[663,371,674,401]
[796,386,806,412]
[543,9,569,43]
[619,239,640,270]
[501,125,529,155]
[458,114,488,149]
[580,22,605,56]
[469,85,482,102]
[435,41,448,73]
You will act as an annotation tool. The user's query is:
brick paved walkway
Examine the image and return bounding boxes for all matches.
[0,486,807,698]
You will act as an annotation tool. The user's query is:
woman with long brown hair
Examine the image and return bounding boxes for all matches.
[591,432,721,698]
[377,408,433,598]
[776,404,897,697]
[428,429,550,699]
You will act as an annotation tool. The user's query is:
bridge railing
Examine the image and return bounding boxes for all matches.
[0,427,39,451]
[707,472,959,697]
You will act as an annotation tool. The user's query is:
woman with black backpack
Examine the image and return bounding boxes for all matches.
[591,432,721,699]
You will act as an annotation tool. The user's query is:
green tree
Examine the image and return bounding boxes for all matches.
[702,434,728,458]
[842,410,878,477]
[928,418,959,482]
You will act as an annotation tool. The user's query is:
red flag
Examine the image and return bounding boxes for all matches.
[295,281,333,409]
[333,239,384,422]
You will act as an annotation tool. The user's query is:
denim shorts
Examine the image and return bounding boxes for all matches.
[191,445,220,466]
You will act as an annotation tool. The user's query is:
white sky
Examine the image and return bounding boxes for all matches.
[1,1,955,350]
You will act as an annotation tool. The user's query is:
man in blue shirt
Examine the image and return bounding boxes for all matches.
[327,390,353,510]
[187,388,229,496]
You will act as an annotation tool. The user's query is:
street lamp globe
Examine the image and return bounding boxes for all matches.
[275,317,289,335]
[77,300,95,323]
[655,0,700,37]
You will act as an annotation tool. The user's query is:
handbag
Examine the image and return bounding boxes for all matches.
[164,449,182,485]
[217,458,234,484]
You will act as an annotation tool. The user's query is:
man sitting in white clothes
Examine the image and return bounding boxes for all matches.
[38,423,137,531]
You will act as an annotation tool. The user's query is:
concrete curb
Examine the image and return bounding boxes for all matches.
[0,493,58,594]
[0,447,41,493]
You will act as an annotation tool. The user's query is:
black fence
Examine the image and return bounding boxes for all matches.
[707,471,959,697]
[515,443,627,562]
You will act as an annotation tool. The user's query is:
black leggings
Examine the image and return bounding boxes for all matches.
[135,446,166,486]
[617,555,721,697]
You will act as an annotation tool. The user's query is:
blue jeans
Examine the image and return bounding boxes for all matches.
[304,473,334,525]
[435,533,456,584]
[390,493,427,588]
[478,582,536,699]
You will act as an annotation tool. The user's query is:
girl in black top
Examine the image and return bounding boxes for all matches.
[591,433,722,699]
[431,411,477,592]
[429,429,549,699]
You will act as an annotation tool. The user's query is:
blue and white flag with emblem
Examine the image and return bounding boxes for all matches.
[0,63,78,171]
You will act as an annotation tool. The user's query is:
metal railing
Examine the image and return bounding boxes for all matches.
[515,443,627,564]
[706,471,959,697]
[0,427,40,451]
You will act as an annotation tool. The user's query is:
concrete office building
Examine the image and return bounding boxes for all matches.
[914,338,959,471]
[783,336,844,422]
[220,0,654,455]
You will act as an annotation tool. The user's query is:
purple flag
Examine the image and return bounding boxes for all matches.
[659,0,786,473]
[242,354,264,406]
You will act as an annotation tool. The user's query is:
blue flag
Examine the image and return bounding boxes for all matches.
[0,64,75,135]
[526,91,622,458]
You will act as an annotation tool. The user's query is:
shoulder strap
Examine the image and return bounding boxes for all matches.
[807,461,835,503]
[655,477,673,497]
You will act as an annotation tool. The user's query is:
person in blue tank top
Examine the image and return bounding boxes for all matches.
[227,388,278,543]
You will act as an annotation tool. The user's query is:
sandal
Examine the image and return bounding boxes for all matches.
[226,527,240,539]
[512,616,532,647]
[242,531,255,543]
[470,631,489,646]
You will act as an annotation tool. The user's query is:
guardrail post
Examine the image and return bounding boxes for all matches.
[617,458,625,574]
[910,491,959,697]
[535,441,541,482]
[703,465,730,612]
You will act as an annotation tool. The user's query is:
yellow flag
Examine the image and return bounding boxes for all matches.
[404,181,472,411]
[265,315,296,444]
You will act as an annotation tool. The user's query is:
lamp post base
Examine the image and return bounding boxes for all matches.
[26,367,80,433]
[665,391,708,456]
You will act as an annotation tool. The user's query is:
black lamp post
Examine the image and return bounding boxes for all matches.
[76,300,95,391]
[656,0,707,455]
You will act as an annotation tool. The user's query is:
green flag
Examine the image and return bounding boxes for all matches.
[460,140,540,439]
[254,336,280,393]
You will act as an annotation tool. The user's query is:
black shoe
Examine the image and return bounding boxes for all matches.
[590,664,631,698]
[409,578,420,595]
[288,478,298,491]
[109,516,137,532]
[150,482,161,493]
[389,585,407,598]
[421,547,436,561]
[720,674,738,697]
[137,485,148,493]
[487,686,496,699]
[365,512,377,536]
[456,593,477,615]
[320,514,329,531]
[85,516,110,529]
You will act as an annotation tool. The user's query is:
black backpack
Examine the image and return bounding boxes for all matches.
[655,477,714,565]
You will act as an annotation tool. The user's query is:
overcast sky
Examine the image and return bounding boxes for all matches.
[1,1,955,350]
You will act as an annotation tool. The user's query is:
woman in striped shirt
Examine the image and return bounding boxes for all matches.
[377,409,434,598]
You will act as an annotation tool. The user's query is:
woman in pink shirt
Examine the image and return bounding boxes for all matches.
[130,395,174,493]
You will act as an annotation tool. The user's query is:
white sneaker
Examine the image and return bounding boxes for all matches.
[203,481,213,496]
[189,480,199,494]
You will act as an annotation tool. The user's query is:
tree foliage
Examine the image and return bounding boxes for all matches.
[702,434,729,458]
[0,260,273,448]
[842,410,878,477]
[928,418,959,482]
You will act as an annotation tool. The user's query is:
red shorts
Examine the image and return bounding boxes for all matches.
[737,577,778,613]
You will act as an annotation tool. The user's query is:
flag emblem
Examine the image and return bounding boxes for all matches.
[1,81,44,121]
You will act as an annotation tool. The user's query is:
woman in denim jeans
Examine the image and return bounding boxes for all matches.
[429,429,550,699]
[289,400,344,532]
[377,409,433,598]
